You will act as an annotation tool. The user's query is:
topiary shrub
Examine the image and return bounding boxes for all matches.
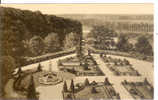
[37,63,42,72]
[84,78,90,86]
[91,87,97,93]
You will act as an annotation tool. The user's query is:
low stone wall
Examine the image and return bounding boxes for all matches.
[22,49,76,66]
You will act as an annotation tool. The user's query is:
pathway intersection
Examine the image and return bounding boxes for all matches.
[16,53,153,100]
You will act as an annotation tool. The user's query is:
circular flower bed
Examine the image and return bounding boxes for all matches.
[39,72,62,85]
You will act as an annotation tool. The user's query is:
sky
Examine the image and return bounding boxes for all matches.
[0,4,154,15]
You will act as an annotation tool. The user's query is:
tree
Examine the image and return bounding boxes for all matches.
[17,66,23,74]
[124,59,130,65]
[91,87,97,93]
[88,50,91,56]
[89,25,116,38]
[37,63,42,72]
[29,36,45,56]
[66,94,72,99]
[144,78,149,85]
[84,78,90,86]
[100,53,103,58]
[27,75,38,100]
[57,60,62,66]
[70,79,75,93]
[88,25,117,50]
[104,78,111,85]
[124,80,128,84]
[117,34,132,52]
[135,35,153,56]
[1,29,26,63]
[83,62,89,70]
[71,67,76,74]
[44,33,60,53]
[114,61,118,65]
[0,56,16,96]
[91,81,97,85]
[63,32,78,49]
[63,81,68,92]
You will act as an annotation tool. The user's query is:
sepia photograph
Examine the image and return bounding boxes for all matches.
[0,4,154,100]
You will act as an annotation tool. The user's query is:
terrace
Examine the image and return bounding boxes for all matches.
[122,79,153,99]
[58,54,104,76]
[62,78,120,100]
[100,53,140,76]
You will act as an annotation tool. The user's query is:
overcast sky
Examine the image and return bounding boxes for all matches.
[1,4,153,15]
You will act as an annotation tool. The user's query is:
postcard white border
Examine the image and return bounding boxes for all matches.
[0,0,157,100]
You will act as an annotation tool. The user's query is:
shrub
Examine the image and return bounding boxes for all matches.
[135,35,153,56]
[37,63,42,72]
[91,87,97,93]
[70,79,75,93]
[27,75,38,100]
[0,56,16,96]
[84,78,90,86]
[63,81,68,92]
[117,34,133,52]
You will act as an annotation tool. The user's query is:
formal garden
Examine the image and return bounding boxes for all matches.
[100,53,140,76]
[11,61,75,99]
[1,7,154,100]
[122,79,153,99]
[57,53,104,76]
[62,78,120,100]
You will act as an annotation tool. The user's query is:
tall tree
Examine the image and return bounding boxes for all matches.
[84,78,90,86]
[29,36,45,56]
[135,35,153,56]
[27,75,38,100]
[70,79,75,93]
[44,33,60,53]
[89,25,116,38]
[104,78,111,85]
[0,56,16,96]
[1,30,25,58]
[83,62,89,70]
[37,63,42,72]
[117,34,132,52]
[63,81,68,92]
[17,66,23,74]
[91,87,97,93]
[63,32,78,49]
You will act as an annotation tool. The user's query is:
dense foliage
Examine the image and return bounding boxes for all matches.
[44,33,60,53]
[117,34,133,52]
[70,79,75,93]
[88,25,117,38]
[0,6,82,63]
[87,25,153,56]
[0,6,82,58]
[27,75,38,100]
[29,36,46,56]
[0,56,16,96]
[0,7,82,96]
[88,25,117,50]
[63,81,68,92]
[135,35,153,56]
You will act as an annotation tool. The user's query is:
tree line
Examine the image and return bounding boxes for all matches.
[87,25,153,56]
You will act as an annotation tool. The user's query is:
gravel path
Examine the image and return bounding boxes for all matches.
[13,53,153,100]
[91,54,153,100]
